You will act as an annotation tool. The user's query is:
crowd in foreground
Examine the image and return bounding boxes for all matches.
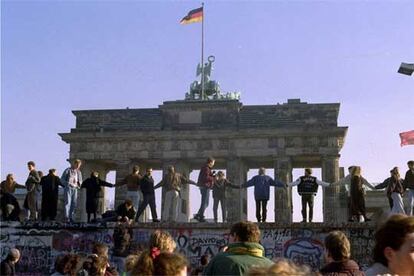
[1,215,414,276]
[1,158,413,224]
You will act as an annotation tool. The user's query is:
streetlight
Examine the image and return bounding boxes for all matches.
[398,62,414,76]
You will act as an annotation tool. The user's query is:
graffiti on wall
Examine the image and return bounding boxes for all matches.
[0,224,375,274]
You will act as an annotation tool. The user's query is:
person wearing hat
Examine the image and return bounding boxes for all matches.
[0,248,20,276]
[288,168,330,223]
[403,160,414,215]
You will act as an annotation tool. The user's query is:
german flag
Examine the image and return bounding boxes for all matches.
[180,7,203,25]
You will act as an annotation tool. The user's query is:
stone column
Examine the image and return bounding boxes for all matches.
[114,160,131,209]
[274,158,292,224]
[175,161,191,222]
[226,158,248,222]
[321,155,344,223]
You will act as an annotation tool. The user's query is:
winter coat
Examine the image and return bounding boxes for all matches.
[155,173,191,192]
[0,259,15,276]
[212,179,239,199]
[118,173,141,191]
[203,242,273,275]
[40,174,63,218]
[403,170,414,189]
[197,164,215,188]
[0,181,25,194]
[320,259,364,276]
[116,203,136,221]
[140,175,155,195]
[243,175,284,201]
[81,176,113,213]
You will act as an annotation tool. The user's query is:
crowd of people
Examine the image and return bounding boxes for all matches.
[1,158,413,224]
[1,216,414,275]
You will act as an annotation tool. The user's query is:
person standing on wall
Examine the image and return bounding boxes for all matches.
[115,165,142,217]
[212,171,240,223]
[288,168,330,223]
[334,166,376,221]
[61,159,82,223]
[155,165,196,222]
[81,171,115,223]
[348,166,371,222]
[24,161,41,221]
[386,167,405,215]
[240,167,285,223]
[403,160,414,216]
[40,169,64,221]
[194,157,216,222]
[135,167,160,223]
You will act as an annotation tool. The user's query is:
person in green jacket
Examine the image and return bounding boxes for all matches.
[203,221,273,275]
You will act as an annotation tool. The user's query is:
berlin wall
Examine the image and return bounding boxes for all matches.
[0,222,375,275]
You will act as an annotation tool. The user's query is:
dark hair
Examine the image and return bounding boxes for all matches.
[92,242,109,258]
[55,253,81,276]
[200,254,210,266]
[132,165,140,173]
[230,221,261,243]
[27,161,35,167]
[373,214,414,266]
[408,160,414,166]
[49,169,56,174]
[324,231,351,261]
[207,157,215,163]
[305,168,312,175]
[125,199,133,207]
[153,252,188,276]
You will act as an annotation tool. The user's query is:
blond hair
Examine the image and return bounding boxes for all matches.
[247,259,311,276]
[149,230,176,252]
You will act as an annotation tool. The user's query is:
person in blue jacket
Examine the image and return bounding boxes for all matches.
[240,167,285,222]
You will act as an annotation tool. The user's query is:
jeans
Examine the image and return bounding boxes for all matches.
[196,187,210,218]
[213,197,226,222]
[136,193,158,221]
[126,190,141,214]
[64,186,78,221]
[255,200,268,222]
[163,190,179,221]
[408,189,414,216]
[301,194,315,222]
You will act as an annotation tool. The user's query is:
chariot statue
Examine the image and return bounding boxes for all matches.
[185,55,240,101]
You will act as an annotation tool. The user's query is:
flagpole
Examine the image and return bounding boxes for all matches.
[201,2,205,101]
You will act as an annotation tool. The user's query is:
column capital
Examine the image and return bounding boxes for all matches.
[321,154,340,162]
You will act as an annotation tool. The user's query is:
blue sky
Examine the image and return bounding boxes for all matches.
[2,0,413,222]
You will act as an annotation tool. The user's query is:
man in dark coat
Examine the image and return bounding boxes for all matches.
[24,161,41,220]
[81,171,115,222]
[241,168,285,223]
[40,169,64,221]
[194,157,216,222]
[403,160,414,215]
[135,168,159,222]
[0,248,20,276]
